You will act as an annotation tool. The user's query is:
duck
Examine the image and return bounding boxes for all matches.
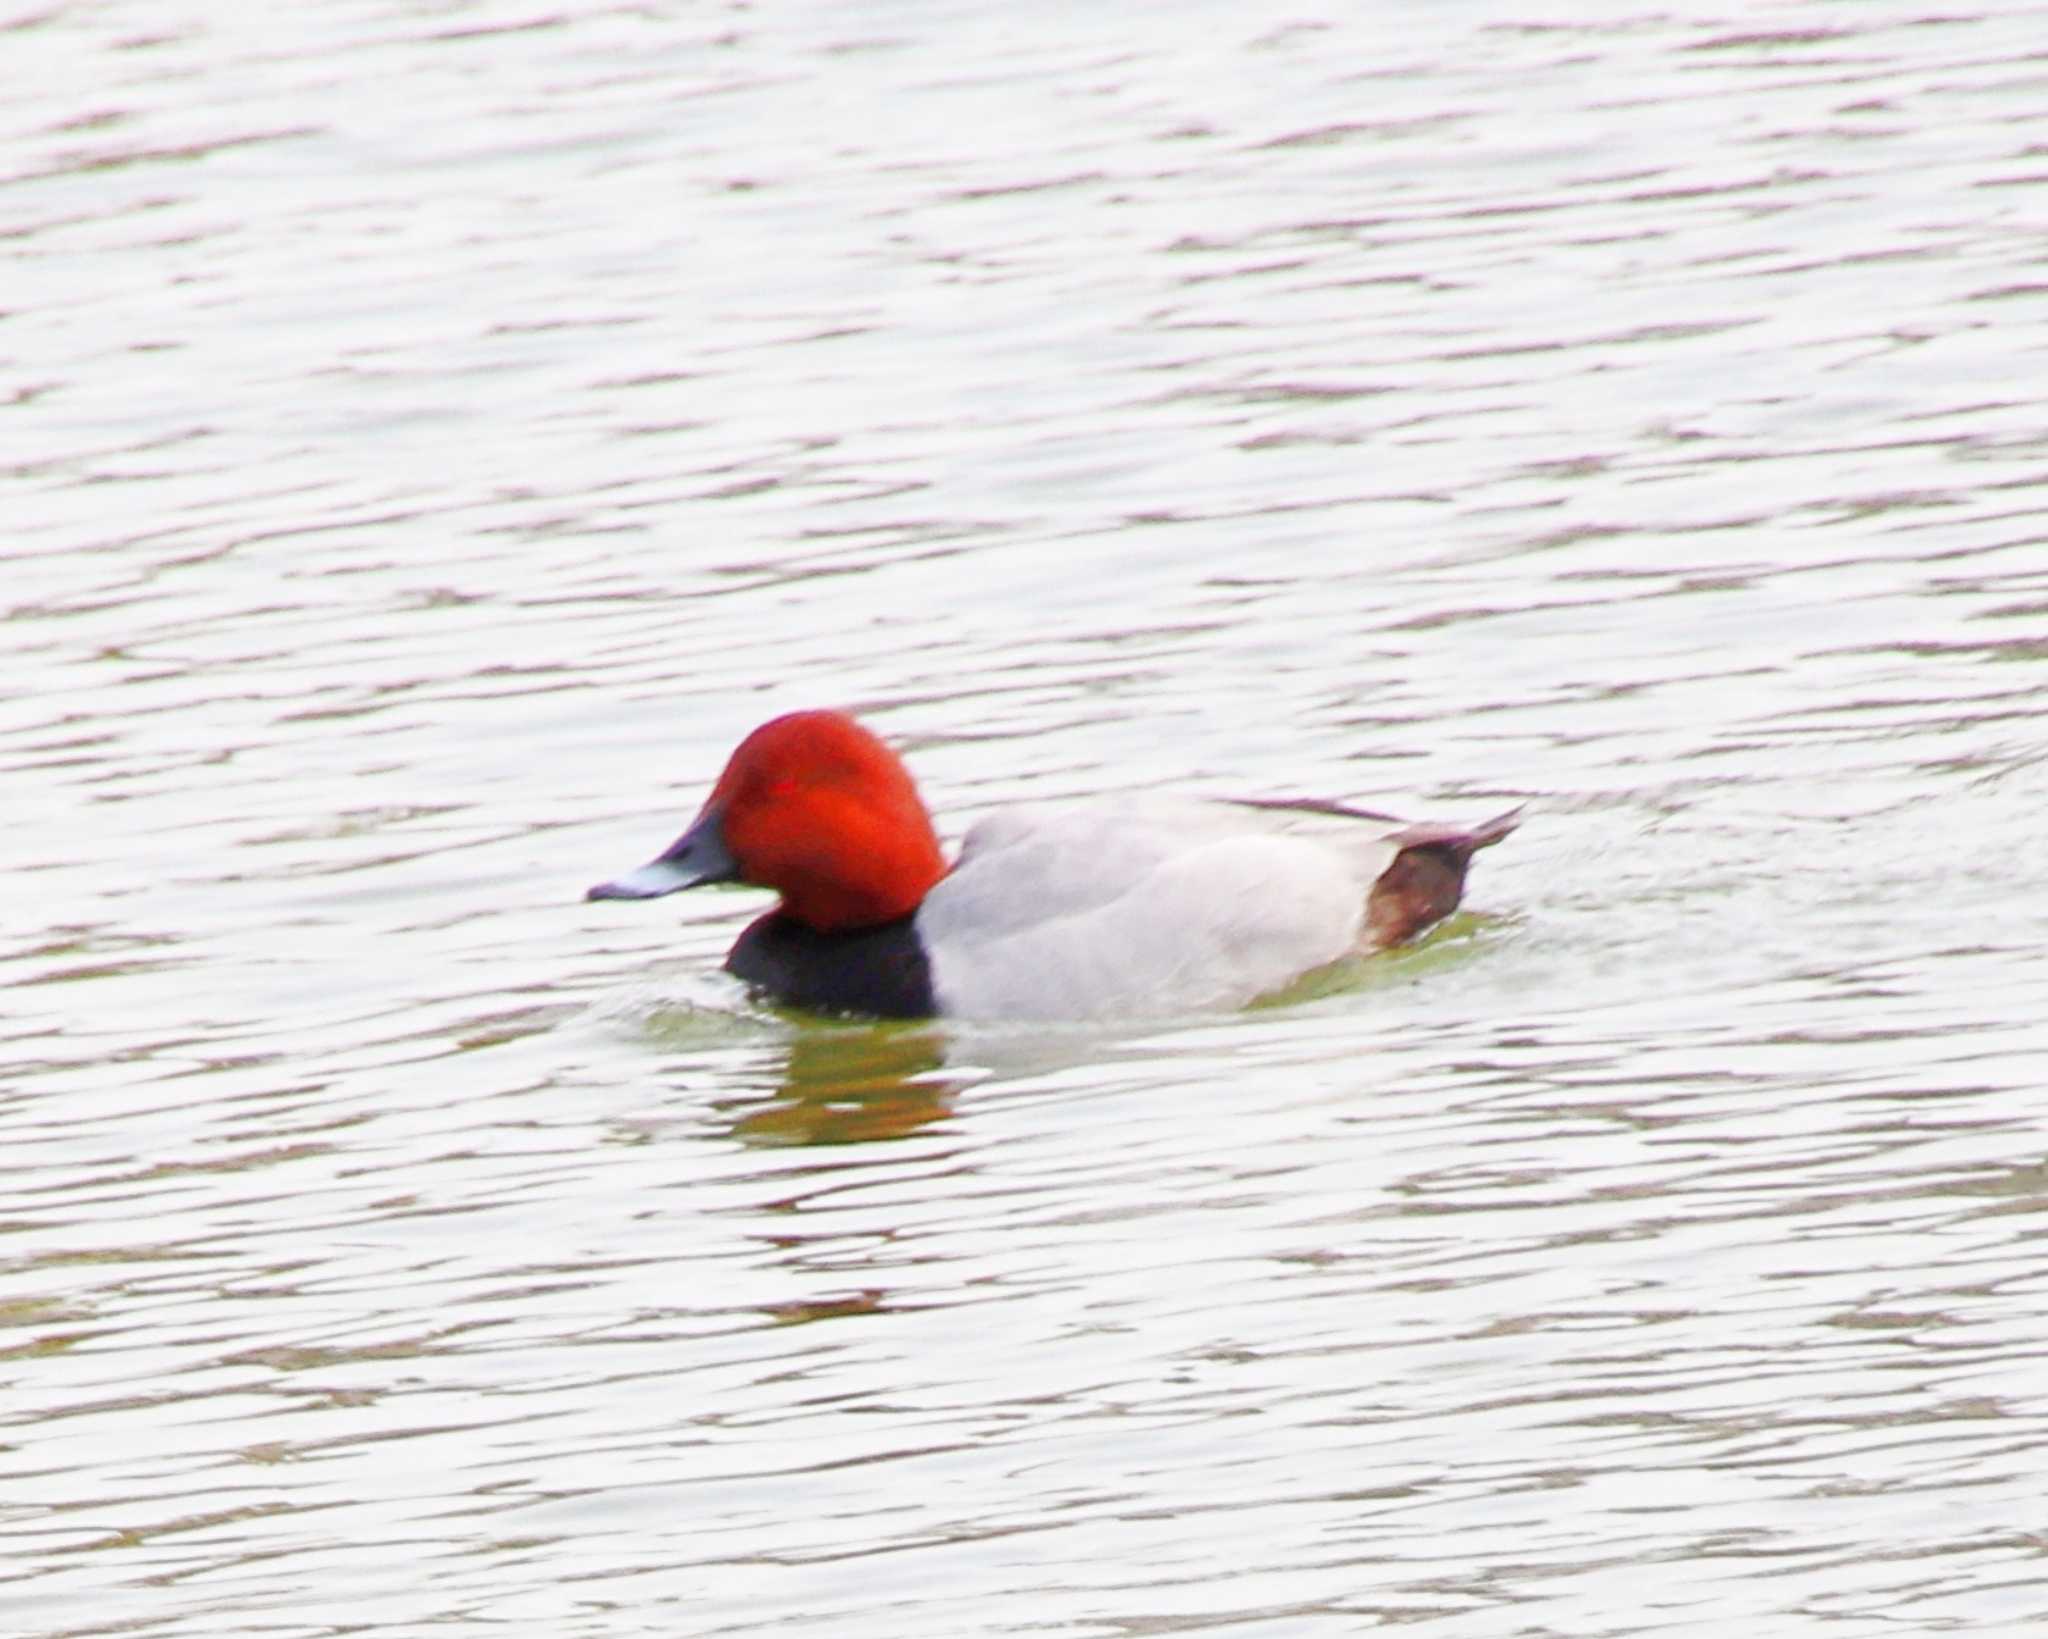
[587,710,1520,1021]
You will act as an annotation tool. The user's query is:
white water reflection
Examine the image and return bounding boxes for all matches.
[7,1,2048,1635]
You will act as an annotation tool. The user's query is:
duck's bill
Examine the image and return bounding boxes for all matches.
[586,859,705,900]
[587,808,739,901]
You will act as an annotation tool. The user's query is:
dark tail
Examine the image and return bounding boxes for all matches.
[1365,806,1523,949]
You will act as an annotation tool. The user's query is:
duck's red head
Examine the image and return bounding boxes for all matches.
[587,710,947,932]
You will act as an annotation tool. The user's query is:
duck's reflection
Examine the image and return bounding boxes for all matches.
[710,1022,964,1146]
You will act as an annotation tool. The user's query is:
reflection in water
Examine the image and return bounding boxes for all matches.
[711,1023,965,1147]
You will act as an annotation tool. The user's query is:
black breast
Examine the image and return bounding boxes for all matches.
[724,910,937,1019]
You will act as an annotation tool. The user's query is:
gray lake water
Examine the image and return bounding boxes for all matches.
[7,3,2048,1635]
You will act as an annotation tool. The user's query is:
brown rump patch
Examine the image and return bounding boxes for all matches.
[1364,808,1521,950]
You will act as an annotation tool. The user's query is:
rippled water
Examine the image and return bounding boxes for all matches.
[8,3,2048,1634]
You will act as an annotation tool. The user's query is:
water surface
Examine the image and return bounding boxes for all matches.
[7,3,2048,1635]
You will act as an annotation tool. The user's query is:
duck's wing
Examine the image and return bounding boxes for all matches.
[932,802,1246,936]
[918,801,1381,1020]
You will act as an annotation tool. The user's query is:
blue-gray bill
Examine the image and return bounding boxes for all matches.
[587,807,739,901]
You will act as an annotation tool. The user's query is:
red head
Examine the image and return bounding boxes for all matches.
[710,711,945,929]
[589,710,946,932]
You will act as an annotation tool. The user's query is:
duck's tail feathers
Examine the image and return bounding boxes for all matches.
[1389,804,1524,858]
[1366,805,1524,949]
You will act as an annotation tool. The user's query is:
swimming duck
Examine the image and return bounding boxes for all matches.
[587,710,1518,1020]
